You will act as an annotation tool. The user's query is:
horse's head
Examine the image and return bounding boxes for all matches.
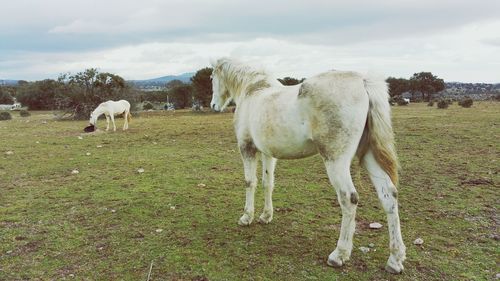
[89,111,99,128]
[210,59,232,112]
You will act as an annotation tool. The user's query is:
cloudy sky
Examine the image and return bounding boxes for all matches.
[1,0,499,82]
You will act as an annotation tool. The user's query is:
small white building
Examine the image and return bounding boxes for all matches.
[0,103,21,110]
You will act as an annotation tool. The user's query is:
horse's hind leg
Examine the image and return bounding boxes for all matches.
[123,111,129,130]
[363,150,406,273]
[323,156,358,268]
[238,142,258,226]
[259,154,277,224]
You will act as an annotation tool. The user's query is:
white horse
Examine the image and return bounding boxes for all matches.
[89,100,131,131]
[210,58,406,274]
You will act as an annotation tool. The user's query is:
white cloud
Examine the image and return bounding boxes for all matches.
[0,1,499,82]
[2,20,499,83]
[49,20,109,34]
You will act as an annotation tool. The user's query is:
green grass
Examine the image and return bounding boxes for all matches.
[0,103,498,280]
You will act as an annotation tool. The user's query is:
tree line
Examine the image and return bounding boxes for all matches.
[1,67,447,119]
[0,67,217,119]
[386,72,445,102]
[0,67,308,119]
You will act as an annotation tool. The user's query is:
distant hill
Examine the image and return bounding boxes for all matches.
[129,73,195,90]
[441,82,500,100]
[0,80,19,86]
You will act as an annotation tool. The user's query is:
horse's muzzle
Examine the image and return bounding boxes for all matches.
[211,103,220,112]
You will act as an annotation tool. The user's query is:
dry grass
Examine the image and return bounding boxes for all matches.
[0,102,498,280]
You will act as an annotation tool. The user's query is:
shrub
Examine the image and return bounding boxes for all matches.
[0,89,14,104]
[458,97,473,108]
[0,111,12,120]
[19,110,31,117]
[397,99,409,106]
[427,100,434,107]
[437,99,449,109]
[143,102,154,110]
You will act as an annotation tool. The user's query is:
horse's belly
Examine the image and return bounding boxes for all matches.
[257,135,318,159]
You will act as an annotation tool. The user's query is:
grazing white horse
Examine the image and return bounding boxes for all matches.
[89,100,131,131]
[210,58,406,274]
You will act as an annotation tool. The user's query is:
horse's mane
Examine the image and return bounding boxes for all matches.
[213,58,278,96]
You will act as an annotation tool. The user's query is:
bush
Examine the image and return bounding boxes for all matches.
[0,111,12,120]
[143,102,154,110]
[427,100,434,107]
[19,110,31,117]
[458,97,473,108]
[0,89,14,104]
[437,99,449,109]
[397,99,409,106]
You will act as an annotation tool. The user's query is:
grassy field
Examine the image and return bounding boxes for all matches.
[0,102,498,280]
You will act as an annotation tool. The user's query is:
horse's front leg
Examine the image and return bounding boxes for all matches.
[110,114,116,131]
[259,154,277,224]
[239,143,258,226]
[105,115,110,131]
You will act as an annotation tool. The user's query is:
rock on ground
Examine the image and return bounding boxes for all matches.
[369,222,383,229]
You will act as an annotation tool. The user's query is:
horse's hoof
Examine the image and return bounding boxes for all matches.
[238,214,253,226]
[327,257,343,268]
[385,254,404,274]
[385,261,404,274]
[258,212,273,224]
[327,249,350,268]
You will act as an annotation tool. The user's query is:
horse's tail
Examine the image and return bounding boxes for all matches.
[357,76,399,184]
[127,111,132,122]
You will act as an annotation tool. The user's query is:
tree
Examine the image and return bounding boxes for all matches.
[139,90,169,103]
[278,77,305,86]
[16,79,64,110]
[165,79,185,90]
[409,72,445,102]
[14,69,136,118]
[191,67,213,107]
[58,69,136,119]
[0,88,14,104]
[17,80,29,86]
[169,84,193,109]
[386,77,410,98]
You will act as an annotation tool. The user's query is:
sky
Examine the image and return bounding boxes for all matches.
[1,0,499,83]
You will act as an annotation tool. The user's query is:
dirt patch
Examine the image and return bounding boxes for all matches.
[13,240,42,255]
[460,178,494,186]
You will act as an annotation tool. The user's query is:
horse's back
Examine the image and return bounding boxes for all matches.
[117,100,130,109]
[299,70,366,102]
[294,70,370,155]
[98,100,130,114]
